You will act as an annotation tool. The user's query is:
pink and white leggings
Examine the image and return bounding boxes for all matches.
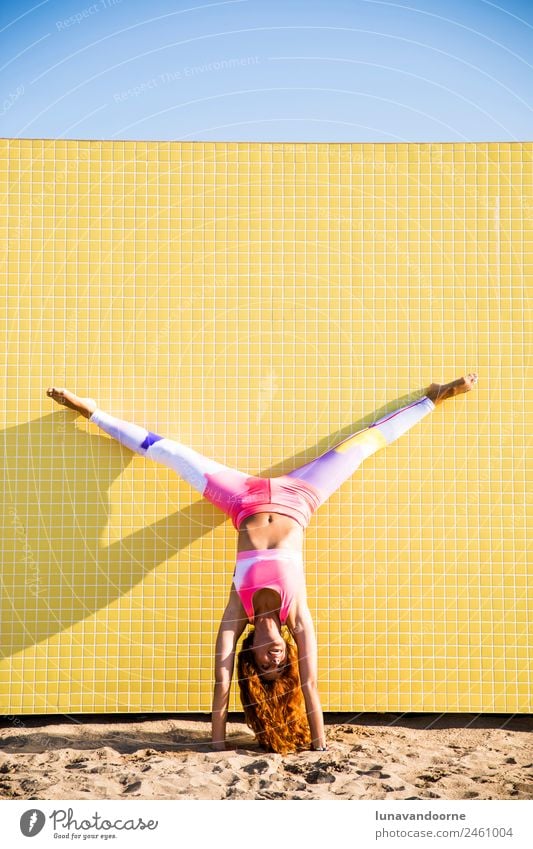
[89,394,435,516]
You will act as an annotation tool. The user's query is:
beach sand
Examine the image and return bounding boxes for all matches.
[0,713,531,801]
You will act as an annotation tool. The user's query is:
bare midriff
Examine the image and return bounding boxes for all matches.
[236,511,304,553]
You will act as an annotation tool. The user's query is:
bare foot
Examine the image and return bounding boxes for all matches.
[427,373,478,406]
[46,387,97,419]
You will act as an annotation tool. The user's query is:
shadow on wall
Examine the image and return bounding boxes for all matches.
[1,388,425,658]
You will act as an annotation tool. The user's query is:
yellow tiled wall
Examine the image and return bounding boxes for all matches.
[1,139,531,713]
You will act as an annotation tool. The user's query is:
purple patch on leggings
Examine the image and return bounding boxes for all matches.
[140,432,163,450]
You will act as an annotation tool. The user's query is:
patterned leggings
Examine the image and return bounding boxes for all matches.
[88,394,435,518]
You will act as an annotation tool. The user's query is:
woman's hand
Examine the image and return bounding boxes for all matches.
[211,590,247,750]
[292,604,326,750]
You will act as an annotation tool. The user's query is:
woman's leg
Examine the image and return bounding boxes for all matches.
[89,409,259,521]
[46,387,252,516]
[88,408,249,502]
[284,373,477,504]
[285,395,435,503]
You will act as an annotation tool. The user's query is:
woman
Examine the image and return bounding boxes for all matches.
[46,373,478,753]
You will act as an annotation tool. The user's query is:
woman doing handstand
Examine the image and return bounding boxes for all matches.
[47,374,477,753]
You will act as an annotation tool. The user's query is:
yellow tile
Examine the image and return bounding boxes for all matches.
[0,139,529,716]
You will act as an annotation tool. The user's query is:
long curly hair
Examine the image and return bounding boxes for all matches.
[237,627,311,754]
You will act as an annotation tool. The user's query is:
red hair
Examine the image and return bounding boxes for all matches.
[237,628,311,754]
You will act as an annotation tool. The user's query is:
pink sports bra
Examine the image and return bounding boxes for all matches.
[233,549,305,624]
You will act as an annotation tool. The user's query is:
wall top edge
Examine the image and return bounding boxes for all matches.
[0,138,531,148]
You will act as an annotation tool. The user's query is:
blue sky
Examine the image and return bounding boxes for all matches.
[1,0,532,141]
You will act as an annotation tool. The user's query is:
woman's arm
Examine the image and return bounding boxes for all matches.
[211,590,247,750]
[292,603,327,749]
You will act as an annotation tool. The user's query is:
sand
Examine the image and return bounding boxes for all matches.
[0,713,531,801]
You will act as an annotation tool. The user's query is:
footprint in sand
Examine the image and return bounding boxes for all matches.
[65,758,89,770]
[123,780,142,794]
